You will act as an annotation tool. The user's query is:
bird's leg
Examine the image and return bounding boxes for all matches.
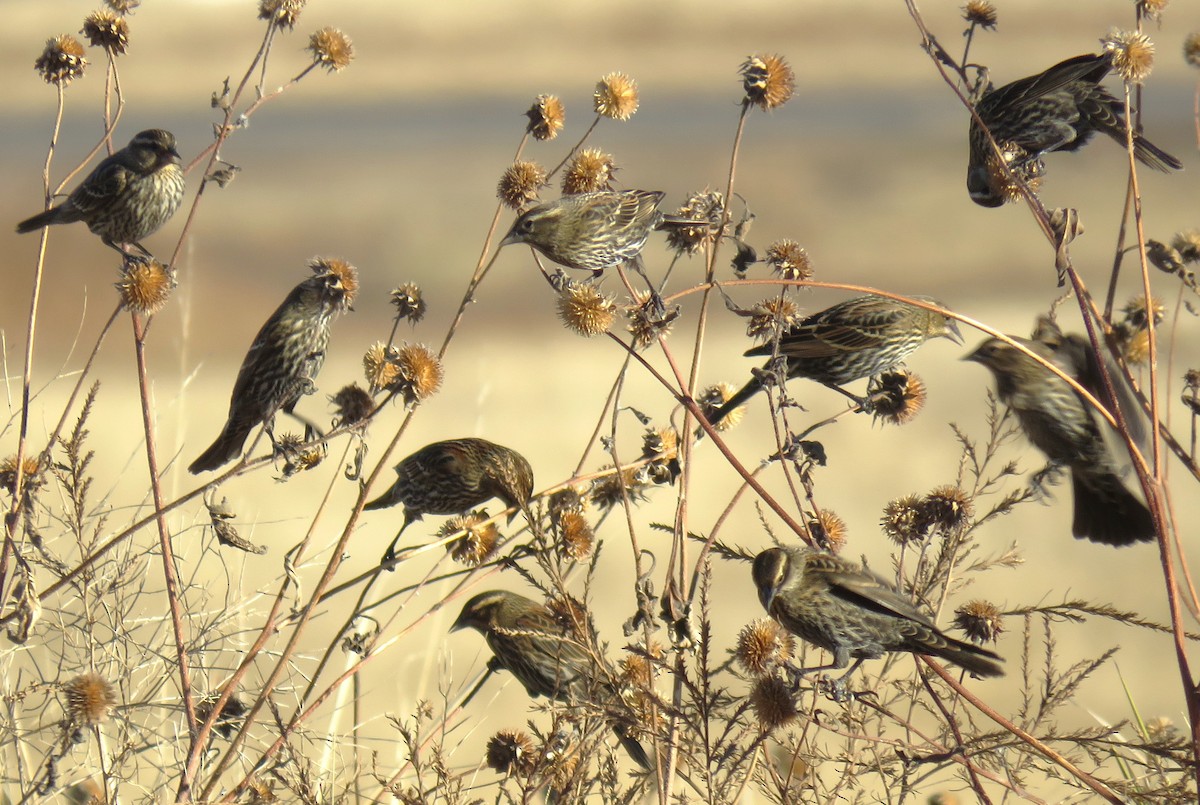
[822,381,870,411]
[459,662,498,707]
[625,255,664,308]
[380,518,413,570]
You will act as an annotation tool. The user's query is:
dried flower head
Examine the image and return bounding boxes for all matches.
[0,454,42,495]
[393,343,444,406]
[1122,327,1151,365]
[626,292,679,349]
[594,72,639,121]
[562,148,616,195]
[105,0,140,13]
[809,509,847,553]
[442,511,499,566]
[1146,716,1179,741]
[1186,33,1200,69]
[1138,0,1169,22]
[765,240,812,282]
[736,618,795,676]
[1147,240,1185,275]
[546,595,591,638]
[82,10,129,54]
[308,27,354,72]
[984,141,1044,204]
[1102,29,1155,84]
[497,160,547,209]
[274,432,324,477]
[750,674,797,730]
[35,35,88,86]
[64,672,117,726]
[641,427,679,462]
[196,693,248,739]
[920,486,974,532]
[1122,295,1165,330]
[867,370,927,426]
[741,54,794,111]
[881,494,927,545]
[556,282,615,336]
[664,189,723,255]
[526,94,565,141]
[953,600,1004,644]
[962,0,997,29]
[619,644,662,689]
[363,342,400,391]
[548,487,587,518]
[390,283,426,324]
[310,256,359,306]
[259,0,304,30]
[746,296,801,342]
[590,465,647,509]
[330,383,373,427]
[486,729,537,775]
[698,383,744,431]
[556,510,594,560]
[115,258,174,315]
[1172,229,1200,262]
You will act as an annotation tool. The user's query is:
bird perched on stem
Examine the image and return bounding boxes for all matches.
[965,333,1155,546]
[967,52,1182,207]
[752,546,1004,696]
[188,259,356,474]
[452,590,652,770]
[16,129,186,257]
[365,438,533,565]
[709,295,961,426]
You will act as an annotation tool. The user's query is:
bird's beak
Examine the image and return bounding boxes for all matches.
[945,319,964,346]
[499,228,520,248]
[449,614,466,633]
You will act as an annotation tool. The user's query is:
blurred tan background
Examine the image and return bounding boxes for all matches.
[2,0,1199,798]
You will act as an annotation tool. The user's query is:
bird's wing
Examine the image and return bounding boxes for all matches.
[979,53,1110,111]
[611,190,665,229]
[70,160,131,217]
[807,553,938,629]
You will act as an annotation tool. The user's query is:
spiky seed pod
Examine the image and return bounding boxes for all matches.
[115,258,173,315]
[1122,296,1165,331]
[390,283,426,324]
[1173,229,1200,263]
[1102,30,1155,84]
[497,160,547,209]
[749,674,798,730]
[64,672,117,726]
[443,511,499,566]
[35,35,87,85]
[1147,240,1185,274]
[105,0,140,13]
[393,343,443,406]
[196,693,248,739]
[920,486,973,532]
[308,27,353,72]
[331,383,373,427]
[526,94,565,141]
[258,0,304,29]
[746,296,801,342]
[1186,34,1200,69]
[736,618,795,676]
[594,72,639,120]
[362,343,399,391]
[953,600,1004,645]
[1138,0,1169,21]
[547,487,587,518]
[81,10,129,54]
[664,189,723,255]
[868,370,927,426]
[982,141,1045,205]
[0,455,42,495]
[765,240,812,281]
[698,383,744,431]
[881,494,926,545]
[962,0,997,29]
[741,54,794,111]
[486,729,538,775]
[626,291,678,349]
[556,510,594,560]
[589,465,647,509]
[556,282,615,336]
[562,148,616,195]
[808,509,847,553]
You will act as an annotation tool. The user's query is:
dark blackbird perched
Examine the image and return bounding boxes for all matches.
[189,261,355,474]
[17,129,186,256]
[752,546,1004,691]
[452,590,652,770]
[365,438,534,564]
[966,334,1155,545]
[710,295,961,425]
[968,52,1182,207]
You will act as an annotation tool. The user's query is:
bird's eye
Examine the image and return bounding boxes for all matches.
[517,218,534,233]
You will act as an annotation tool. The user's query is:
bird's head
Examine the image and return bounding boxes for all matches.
[131,129,181,167]
[451,590,517,634]
[501,203,563,249]
[751,547,794,616]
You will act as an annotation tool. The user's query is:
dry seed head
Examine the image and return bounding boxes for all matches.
[749,674,798,730]
[594,72,639,120]
[330,383,373,427]
[556,282,615,336]
[1102,29,1155,84]
[486,729,538,775]
[276,432,324,474]
[308,27,354,72]
[953,600,1004,645]
[0,454,42,494]
[765,240,812,281]
[1123,328,1151,365]
[1172,229,1200,262]
[1146,716,1179,741]
[985,142,1044,204]
[548,487,587,518]
[105,0,140,13]
[526,94,565,141]
[747,296,801,342]
[619,643,662,688]
[442,512,498,566]
[590,465,646,509]
[665,189,723,254]
[809,509,847,553]
[626,292,677,349]
[115,258,173,315]
[35,35,88,86]
[562,147,616,194]
[497,160,547,209]
[641,427,678,462]
[741,54,794,111]
[394,343,444,405]
[82,10,129,54]
[868,370,927,426]
[390,283,426,324]
[962,0,997,29]
[699,383,744,431]
[64,672,117,726]
[1147,240,1184,274]
[1186,369,1200,391]
[1122,295,1165,330]
[920,485,974,531]
[556,510,594,560]
[310,256,359,305]
[736,618,795,676]
[259,0,304,29]
[363,342,400,391]
[1138,0,1169,21]
[1186,33,1200,69]
[546,595,590,638]
[881,494,927,545]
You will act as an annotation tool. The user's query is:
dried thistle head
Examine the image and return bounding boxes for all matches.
[390,283,426,324]
[698,382,744,431]
[590,465,646,509]
[35,35,88,86]
[1121,327,1151,365]
[259,0,304,30]
[618,644,662,690]
[393,343,444,406]
[881,494,927,545]
[641,427,679,463]
[1186,33,1200,69]
[746,296,801,342]
[115,258,174,315]
[526,94,565,141]
[962,0,997,29]
[547,487,587,519]
[1102,29,1155,84]
[81,10,129,54]
[664,189,723,255]
[546,595,591,638]
[736,618,795,676]
[984,141,1044,204]
[363,342,400,392]
[308,27,353,72]
[0,454,42,495]
[765,240,812,281]
[626,292,679,349]
[442,511,499,566]
[562,148,616,195]
[556,282,615,337]
[594,72,639,120]
[867,370,927,426]
[749,674,797,730]
[64,672,117,726]
[105,0,140,13]
[196,693,248,739]
[1147,240,1185,274]
[920,485,974,532]
[741,54,794,111]
[555,510,594,560]
[330,383,373,428]
[953,600,1004,644]
[310,256,359,306]
[1122,295,1165,330]
[1138,0,1169,22]
[497,160,547,209]
[275,432,324,477]
[1172,229,1200,262]
[486,729,538,775]
[808,509,847,553]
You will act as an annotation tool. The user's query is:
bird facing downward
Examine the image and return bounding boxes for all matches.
[967,52,1182,207]
[364,438,534,564]
[17,129,186,256]
[452,590,652,770]
[753,546,1004,687]
[709,295,962,426]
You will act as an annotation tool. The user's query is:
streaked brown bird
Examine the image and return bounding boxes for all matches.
[965,334,1155,545]
[365,438,534,564]
[17,129,186,256]
[967,53,1182,207]
[710,295,962,425]
[752,546,1004,692]
[452,590,652,770]
[188,261,355,474]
